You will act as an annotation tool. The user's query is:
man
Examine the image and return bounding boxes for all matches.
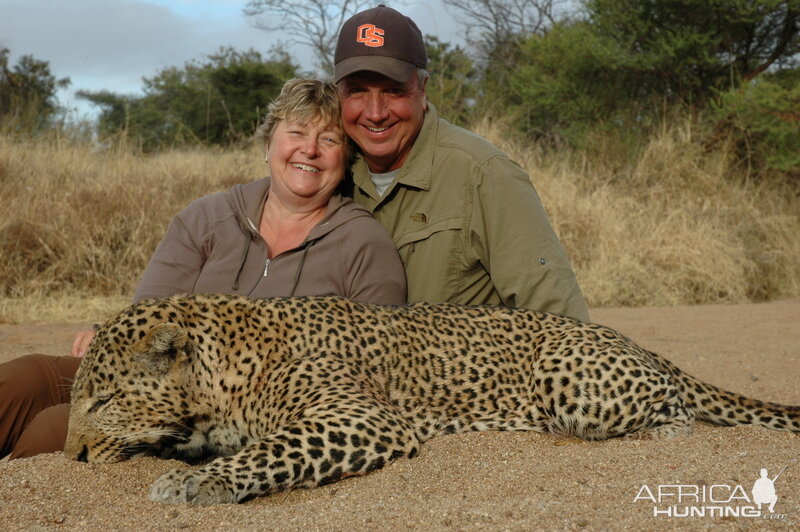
[334,5,590,322]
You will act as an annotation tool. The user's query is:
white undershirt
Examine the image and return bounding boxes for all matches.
[369,170,399,197]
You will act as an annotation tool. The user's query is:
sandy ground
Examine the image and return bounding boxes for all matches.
[0,299,798,531]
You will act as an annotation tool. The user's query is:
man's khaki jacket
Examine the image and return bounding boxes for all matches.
[350,104,589,322]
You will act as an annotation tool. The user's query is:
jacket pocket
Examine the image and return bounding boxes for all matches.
[394,215,463,249]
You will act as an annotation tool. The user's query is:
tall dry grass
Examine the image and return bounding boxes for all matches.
[0,133,264,322]
[1,118,798,323]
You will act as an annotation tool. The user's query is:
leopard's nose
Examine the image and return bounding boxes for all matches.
[77,445,89,463]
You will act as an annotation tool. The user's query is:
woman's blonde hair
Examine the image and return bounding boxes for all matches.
[257,78,352,162]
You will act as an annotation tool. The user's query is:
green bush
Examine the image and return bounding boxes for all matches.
[502,21,667,150]
[710,71,800,175]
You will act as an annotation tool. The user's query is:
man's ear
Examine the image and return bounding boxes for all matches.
[135,323,193,375]
[420,75,428,111]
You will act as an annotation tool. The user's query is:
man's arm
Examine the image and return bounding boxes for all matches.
[469,156,590,321]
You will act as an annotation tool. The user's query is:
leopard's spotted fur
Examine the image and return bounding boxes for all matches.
[64,294,800,505]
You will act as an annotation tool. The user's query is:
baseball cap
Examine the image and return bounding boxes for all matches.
[334,5,427,83]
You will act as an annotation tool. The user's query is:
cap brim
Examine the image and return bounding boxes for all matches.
[334,56,416,83]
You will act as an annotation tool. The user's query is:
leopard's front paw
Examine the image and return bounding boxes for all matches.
[149,468,236,505]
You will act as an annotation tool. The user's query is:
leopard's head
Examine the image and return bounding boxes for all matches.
[64,300,199,463]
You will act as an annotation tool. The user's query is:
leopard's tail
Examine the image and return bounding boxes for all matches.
[666,360,800,432]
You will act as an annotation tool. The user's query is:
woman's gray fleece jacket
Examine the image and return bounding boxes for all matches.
[133,177,407,305]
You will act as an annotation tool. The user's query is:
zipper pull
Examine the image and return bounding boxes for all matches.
[263,258,271,277]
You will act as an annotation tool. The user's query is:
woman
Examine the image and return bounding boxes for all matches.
[0,78,406,459]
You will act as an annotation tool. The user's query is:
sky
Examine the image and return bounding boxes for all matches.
[0,0,461,119]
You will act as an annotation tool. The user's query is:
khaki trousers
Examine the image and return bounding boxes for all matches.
[0,354,82,459]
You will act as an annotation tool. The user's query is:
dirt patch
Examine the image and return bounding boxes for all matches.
[1,300,798,530]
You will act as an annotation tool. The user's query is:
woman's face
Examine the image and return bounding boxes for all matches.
[266,118,346,206]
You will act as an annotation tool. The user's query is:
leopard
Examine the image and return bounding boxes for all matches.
[64,293,800,506]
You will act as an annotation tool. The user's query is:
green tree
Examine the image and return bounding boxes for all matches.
[494,0,800,149]
[424,36,479,126]
[79,48,297,150]
[504,21,633,145]
[583,0,800,102]
[0,47,70,131]
[441,0,568,113]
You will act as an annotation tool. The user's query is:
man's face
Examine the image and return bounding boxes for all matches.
[338,71,427,173]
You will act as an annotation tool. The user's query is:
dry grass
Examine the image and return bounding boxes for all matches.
[1,118,798,323]
[0,133,263,322]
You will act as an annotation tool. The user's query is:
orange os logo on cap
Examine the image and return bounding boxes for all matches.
[356,23,384,47]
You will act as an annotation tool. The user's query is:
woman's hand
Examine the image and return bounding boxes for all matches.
[71,329,96,358]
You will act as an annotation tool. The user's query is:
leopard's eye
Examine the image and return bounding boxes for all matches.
[88,395,113,413]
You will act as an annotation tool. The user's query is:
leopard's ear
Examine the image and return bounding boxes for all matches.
[136,323,194,374]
